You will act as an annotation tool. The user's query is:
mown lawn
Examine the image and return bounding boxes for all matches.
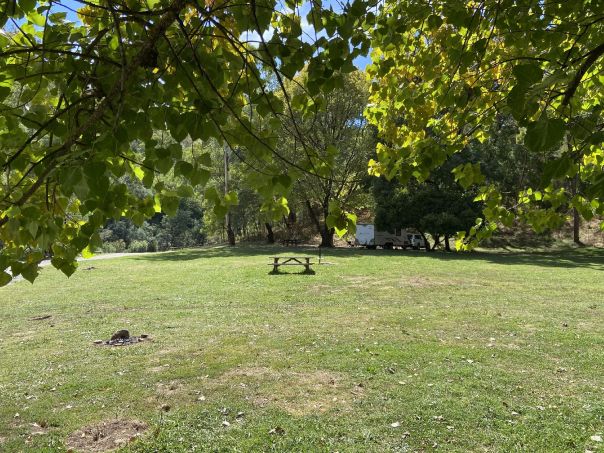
[0,246,603,452]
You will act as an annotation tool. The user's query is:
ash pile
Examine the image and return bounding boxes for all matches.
[94,329,149,346]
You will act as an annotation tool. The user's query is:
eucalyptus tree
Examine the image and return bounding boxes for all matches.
[277,70,376,247]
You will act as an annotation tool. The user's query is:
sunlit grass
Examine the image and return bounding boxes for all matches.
[0,246,603,452]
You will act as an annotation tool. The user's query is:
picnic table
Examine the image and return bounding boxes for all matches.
[281,238,301,247]
[269,256,314,273]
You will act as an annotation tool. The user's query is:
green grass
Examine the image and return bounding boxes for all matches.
[0,246,603,452]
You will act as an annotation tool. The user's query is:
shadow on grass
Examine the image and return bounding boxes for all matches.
[131,244,604,271]
[268,269,316,276]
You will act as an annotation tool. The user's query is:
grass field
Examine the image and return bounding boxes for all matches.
[0,246,603,452]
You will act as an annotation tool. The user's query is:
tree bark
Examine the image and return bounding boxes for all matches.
[431,234,441,250]
[573,207,583,245]
[320,223,335,247]
[265,222,275,244]
[226,219,235,246]
[444,234,451,251]
[419,231,431,251]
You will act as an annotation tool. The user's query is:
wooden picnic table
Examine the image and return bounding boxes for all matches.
[269,256,314,273]
[281,238,301,247]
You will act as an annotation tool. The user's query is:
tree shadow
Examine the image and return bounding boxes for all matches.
[130,244,604,271]
[131,245,317,262]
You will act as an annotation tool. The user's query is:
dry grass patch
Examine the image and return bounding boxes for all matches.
[211,366,364,416]
[65,419,147,453]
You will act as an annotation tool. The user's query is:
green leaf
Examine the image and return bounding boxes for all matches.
[174,161,193,178]
[541,156,576,185]
[513,63,543,86]
[224,191,238,205]
[18,0,37,12]
[81,246,94,259]
[177,184,194,197]
[27,11,46,26]
[0,272,12,287]
[525,118,566,153]
[161,195,179,216]
[213,203,228,218]
[204,186,220,203]
[190,168,210,187]
[109,34,119,51]
[0,86,11,102]
[199,152,212,167]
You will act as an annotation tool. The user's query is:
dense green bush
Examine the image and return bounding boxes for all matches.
[128,240,149,253]
[99,198,205,253]
[101,240,126,253]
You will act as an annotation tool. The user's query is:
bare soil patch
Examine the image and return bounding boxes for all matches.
[341,275,382,287]
[401,276,444,288]
[65,419,147,453]
[212,366,364,416]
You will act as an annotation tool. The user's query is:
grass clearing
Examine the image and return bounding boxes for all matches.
[0,246,603,452]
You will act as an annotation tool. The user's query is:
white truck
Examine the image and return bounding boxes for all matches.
[355,223,425,250]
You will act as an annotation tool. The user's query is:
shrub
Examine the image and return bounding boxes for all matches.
[147,239,158,252]
[128,240,149,253]
[101,240,126,253]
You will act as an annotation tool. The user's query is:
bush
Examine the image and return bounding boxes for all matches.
[128,240,149,253]
[101,240,126,253]
[147,239,158,252]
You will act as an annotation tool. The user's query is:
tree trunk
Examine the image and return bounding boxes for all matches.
[226,220,235,246]
[320,223,334,247]
[320,202,335,247]
[573,207,583,245]
[265,222,275,244]
[419,231,430,251]
[431,234,441,250]
[444,234,451,251]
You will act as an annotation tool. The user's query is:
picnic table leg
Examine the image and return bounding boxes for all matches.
[304,257,310,272]
[273,257,279,273]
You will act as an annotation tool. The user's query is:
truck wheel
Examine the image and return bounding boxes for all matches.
[384,242,393,250]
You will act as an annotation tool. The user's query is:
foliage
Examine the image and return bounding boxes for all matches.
[366,0,604,248]
[99,197,205,251]
[0,0,374,285]
[99,239,126,253]
[374,176,480,250]
[275,70,376,246]
[128,239,149,253]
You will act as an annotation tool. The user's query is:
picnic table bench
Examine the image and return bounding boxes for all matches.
[269,256,314,273]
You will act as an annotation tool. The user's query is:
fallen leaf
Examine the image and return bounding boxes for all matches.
[591,435,602,442]
[390,422,400,428]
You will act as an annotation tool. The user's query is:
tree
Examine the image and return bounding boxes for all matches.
[366,0,604,248]
[276,70,376,247]
[0,0,373,285]
[374,159,481,251]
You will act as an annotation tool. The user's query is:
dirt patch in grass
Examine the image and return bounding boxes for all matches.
[402,276,444,287]
[341,275,382,287]
[156,380,182,396]
[306,284,341,295]
[212,366,364,416]
[65,419,147,453]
